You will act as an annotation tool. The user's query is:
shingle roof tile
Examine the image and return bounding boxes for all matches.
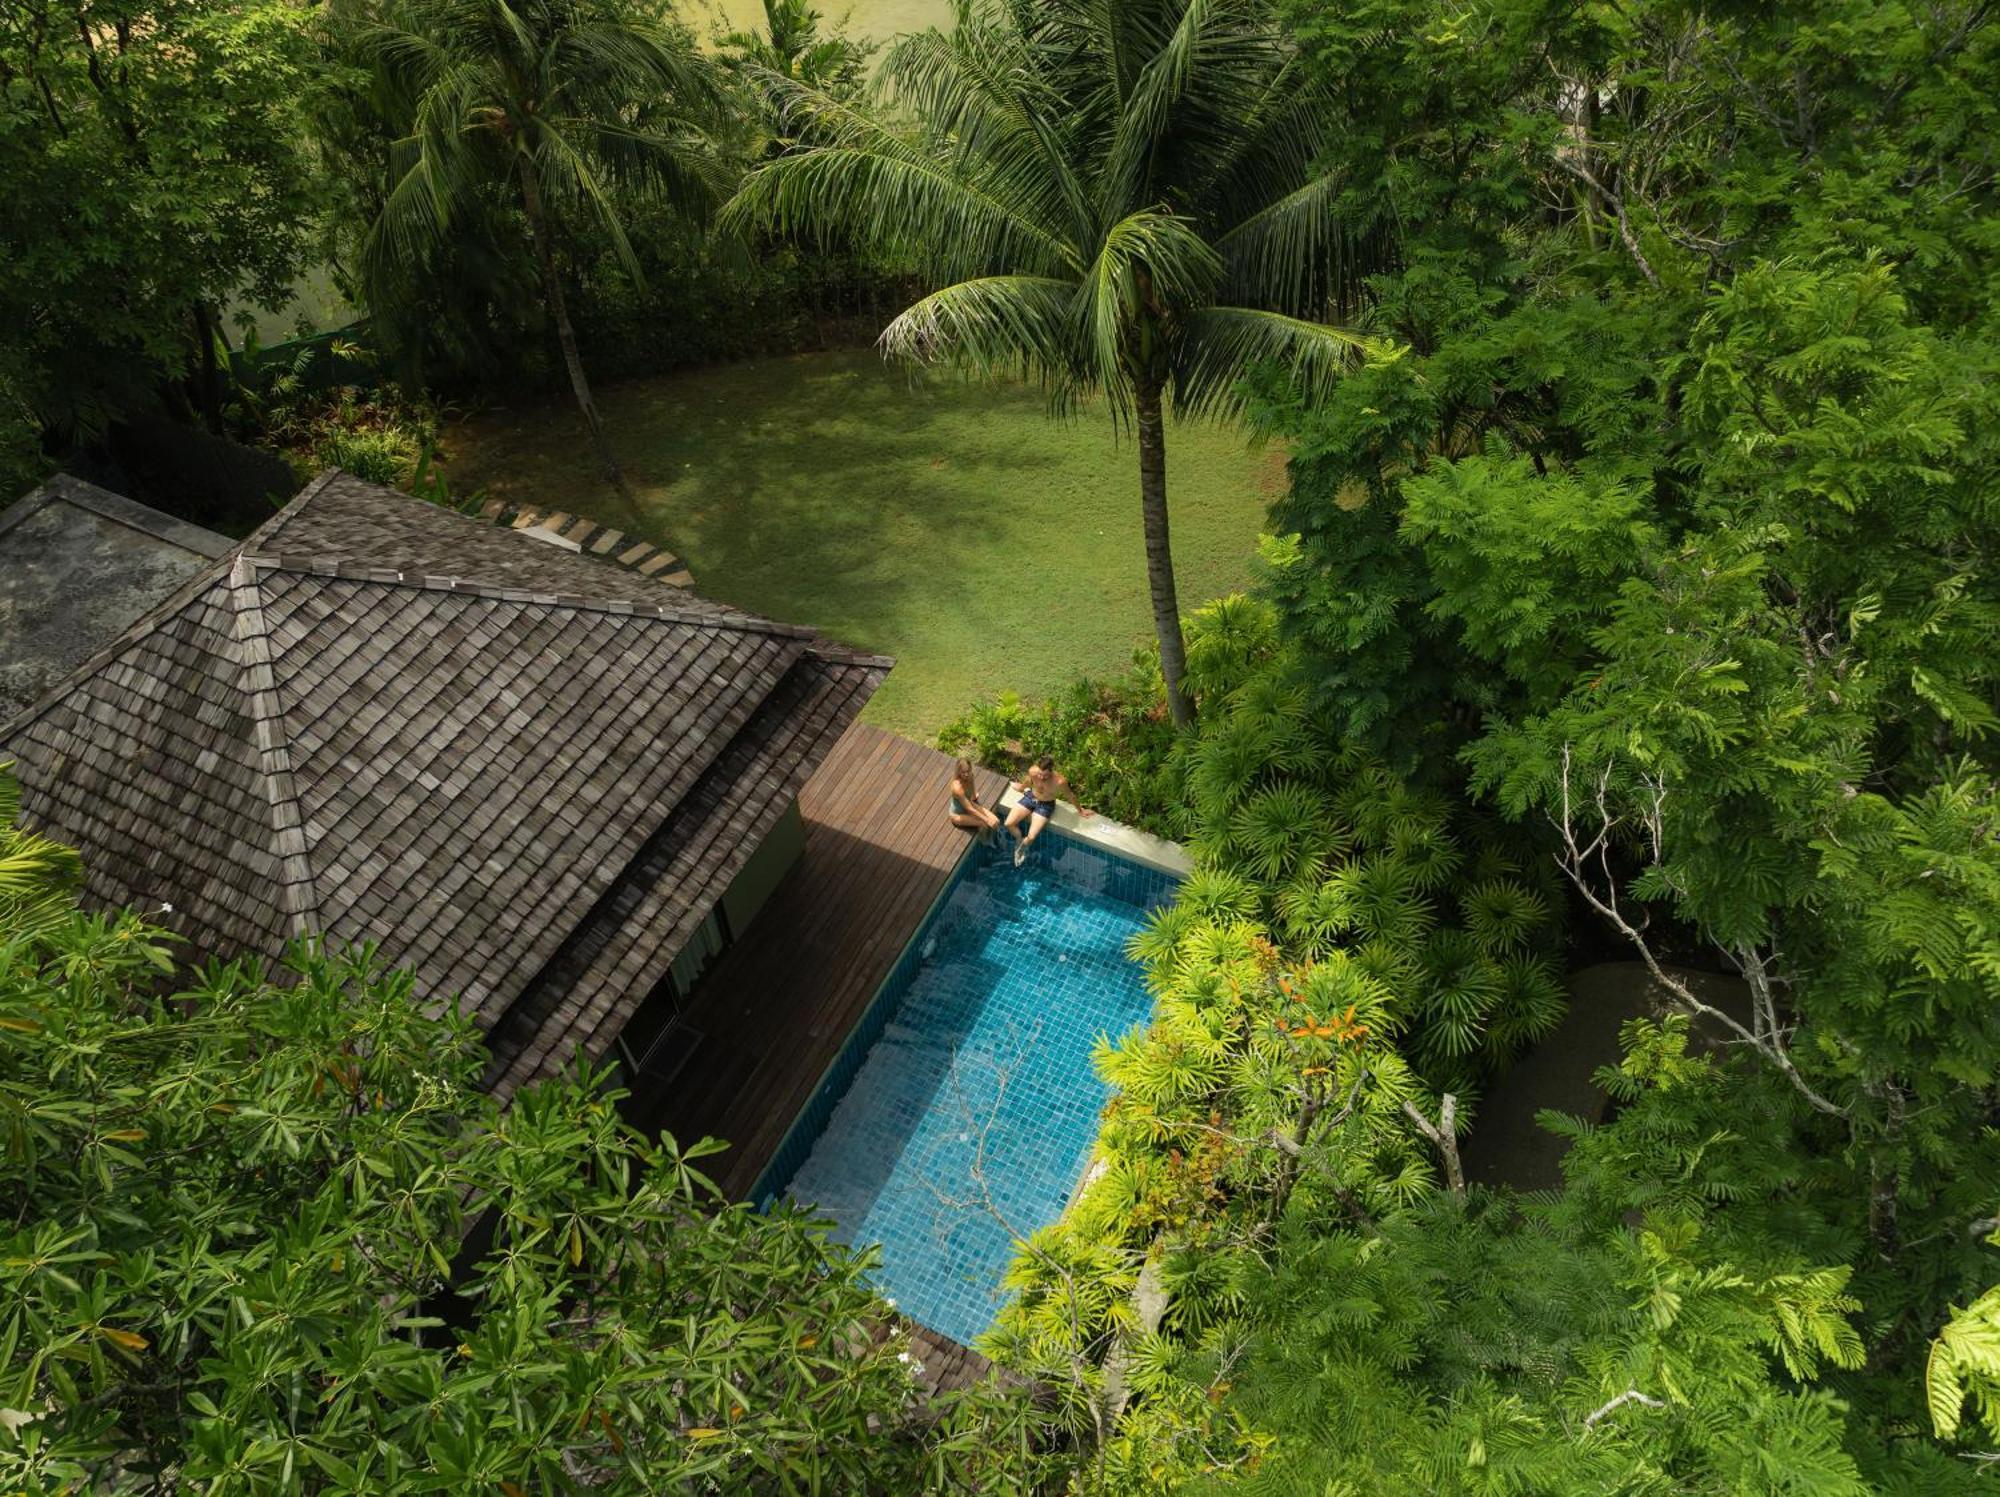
[2,472,888,1095]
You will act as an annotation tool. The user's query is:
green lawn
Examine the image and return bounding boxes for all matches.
[688,0,953,49]
[443,349,1279,739]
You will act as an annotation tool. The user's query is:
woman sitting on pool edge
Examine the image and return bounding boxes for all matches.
[1006,756,1089,866]
[948,757,1002,840]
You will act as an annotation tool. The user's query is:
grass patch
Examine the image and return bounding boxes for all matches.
[442,348,1280,739]
[689,0,952,50]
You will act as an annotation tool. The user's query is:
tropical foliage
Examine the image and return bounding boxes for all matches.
[0,772,1057,1492]
[0,0,326,493]
[7,0,2000,1489]
[334,0,730,501]
[725,0,1383,723]
[926,0,2000,1488]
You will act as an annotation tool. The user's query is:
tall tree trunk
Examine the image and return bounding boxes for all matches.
[1135,380,1192,727]
[517,152,631,503]
[191,300,224,436]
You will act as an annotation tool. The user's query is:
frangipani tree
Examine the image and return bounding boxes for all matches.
[724,0,1384,724]
[346,0,726,501]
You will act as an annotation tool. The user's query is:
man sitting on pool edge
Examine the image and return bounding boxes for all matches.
[1005,755,1090,867]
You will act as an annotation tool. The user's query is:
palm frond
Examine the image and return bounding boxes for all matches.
[559,118,727,218]
[1096,0,1218,220]
[885,23,1096,247]
[530,121,644,279]
[1078,208,1220,404]
[1213,171,1371,315]
[1182,48,1333,221]
[1170,305,1382,421]
[552,20,720,112]
[879,275,1079,387]
[724,76,1075,279]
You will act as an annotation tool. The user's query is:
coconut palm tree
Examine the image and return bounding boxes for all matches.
[724,0,1384,724]
[347,0,726,500]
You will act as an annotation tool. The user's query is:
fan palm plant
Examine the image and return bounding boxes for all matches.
[724,0,1386,724]
[345,0,726,500]
[0,764,82,942]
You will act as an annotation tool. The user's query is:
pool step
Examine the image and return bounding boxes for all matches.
[476,500,694,588]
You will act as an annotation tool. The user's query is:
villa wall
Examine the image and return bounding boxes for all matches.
[722,799,805,934]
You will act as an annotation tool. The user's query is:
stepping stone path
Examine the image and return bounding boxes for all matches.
[476,500,695,588]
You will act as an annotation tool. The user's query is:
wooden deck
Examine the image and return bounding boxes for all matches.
[628,723,1006,1199]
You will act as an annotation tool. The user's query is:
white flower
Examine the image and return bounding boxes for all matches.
[897,1351,910,1363]
[158,902,173,914]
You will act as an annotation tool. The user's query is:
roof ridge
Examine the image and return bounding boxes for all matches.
[807,640,897,670]
[240,467,345,553]
[225,556,322,934]
[233,554,820,639]
[0,543,247,743]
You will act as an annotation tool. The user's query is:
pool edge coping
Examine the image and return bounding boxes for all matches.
[995,787,1193,878]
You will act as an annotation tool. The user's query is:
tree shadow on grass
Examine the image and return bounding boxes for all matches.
[450,349,1084,629]
[611,352,1073,585]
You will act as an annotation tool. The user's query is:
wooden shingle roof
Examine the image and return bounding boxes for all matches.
[2,471,888,1097]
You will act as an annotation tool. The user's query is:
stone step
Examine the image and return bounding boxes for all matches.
[477,502,693,589]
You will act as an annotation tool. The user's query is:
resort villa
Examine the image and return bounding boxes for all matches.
[0,468,1185,1352]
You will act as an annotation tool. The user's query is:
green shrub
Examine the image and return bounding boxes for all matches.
[936,663,1182,836]
[315,423,415,486]
[937,597,1284,838]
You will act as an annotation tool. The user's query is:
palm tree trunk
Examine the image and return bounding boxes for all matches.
[1136,380,1193,727]
[516,152,631,502]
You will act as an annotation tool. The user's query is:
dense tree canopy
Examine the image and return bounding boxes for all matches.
[0,768,1055,1492]
[0,0,326,491]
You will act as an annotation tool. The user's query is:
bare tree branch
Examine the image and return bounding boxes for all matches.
[1549,152,1661,287]
[1399,1093,1464,1196]
[1550,745,1847,1117]
[1584,1387,1666,1429]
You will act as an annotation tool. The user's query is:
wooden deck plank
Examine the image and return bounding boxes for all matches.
[632,724,1005,1198]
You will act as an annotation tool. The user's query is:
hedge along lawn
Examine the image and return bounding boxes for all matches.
[443,349,1281,740]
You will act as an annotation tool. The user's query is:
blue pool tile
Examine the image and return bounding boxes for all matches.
[761,832,1171,1346]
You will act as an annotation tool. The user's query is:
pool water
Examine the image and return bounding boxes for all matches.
[774,836,1169,1345]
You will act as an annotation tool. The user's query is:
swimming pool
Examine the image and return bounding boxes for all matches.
[756,831,1176,1346]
